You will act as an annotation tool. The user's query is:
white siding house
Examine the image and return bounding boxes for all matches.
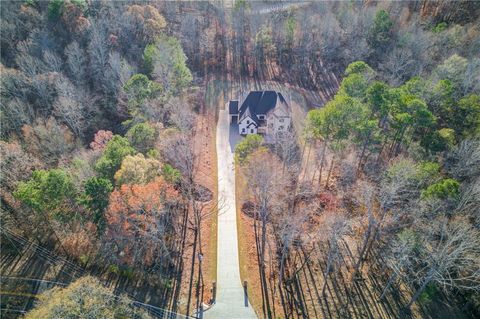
[238,116,258,135]
[229,91,291,140]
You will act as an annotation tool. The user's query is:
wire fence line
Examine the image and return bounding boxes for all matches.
[1,226,193,319]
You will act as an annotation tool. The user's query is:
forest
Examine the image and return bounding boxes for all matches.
[0,0,479,319]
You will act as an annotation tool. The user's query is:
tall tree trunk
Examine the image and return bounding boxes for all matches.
[322,242,335,296]
[364,208,388,259]
[186,226,198,317]
[376,137,389,164]
[393,126,408,157]
[195,210,205,314]
[302,142,312,180]
[325,154,335,188]
[258,211,272,318]
[380,272,397,300]
[357,130,372,175]
[318,140,328,187]
[354,210,374,277]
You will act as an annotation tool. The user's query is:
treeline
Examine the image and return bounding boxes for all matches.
[24,276,151,319]
[203,1,480,94]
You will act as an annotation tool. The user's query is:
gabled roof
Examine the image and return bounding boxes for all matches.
[238,91,287,124]
[243,107,259,125]
[229,100,239,115]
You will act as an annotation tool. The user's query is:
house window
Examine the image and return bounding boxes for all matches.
[251,129,254,133]
[242,128,245,133]
[279,118,284,123]
[247,120,250,124]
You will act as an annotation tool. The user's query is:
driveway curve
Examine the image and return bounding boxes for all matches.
[203,109,257,319]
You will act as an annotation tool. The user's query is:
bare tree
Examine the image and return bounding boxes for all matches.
[272,130,300,175]
[0,141,40,193]
[30,73,59,115]
[245,149,287,318]
[0,98,35,136]
[446,139,480,182]
[356,159,421,275]
[53,76,90,137]
[65,41,87,86]
[380,229,418,300]
[380,48,417,86]
[168,98,196,132]
[456,179,480,226]
[42,50,62,73]
[88,21,110,92]
[160,128,216,316]
[408,217,480,308]
[353,181,376,276]
[273,202,309,286]
[21,117,77,166]
[15,40,46,77]
[53,96,86,138]
[161,131,198,188]
[319,213,350,296]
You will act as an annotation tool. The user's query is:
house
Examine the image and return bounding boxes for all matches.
[228,90,291,138]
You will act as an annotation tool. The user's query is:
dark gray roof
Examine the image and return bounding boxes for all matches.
[229,100,239,115]
[238,91,279,124]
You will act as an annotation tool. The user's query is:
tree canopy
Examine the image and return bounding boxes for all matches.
[14,169,76,220]
[95,135,136,181]
[25,276,150,319]
[143,35,192,95]
[235,134,264,164]
[114,153,161,185]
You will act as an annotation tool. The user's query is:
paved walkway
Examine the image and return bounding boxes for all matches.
[204,110,257,319]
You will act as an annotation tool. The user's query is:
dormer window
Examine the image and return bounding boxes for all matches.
[247,120,250,124]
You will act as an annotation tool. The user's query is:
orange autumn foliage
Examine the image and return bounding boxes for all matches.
[105,177,180,268]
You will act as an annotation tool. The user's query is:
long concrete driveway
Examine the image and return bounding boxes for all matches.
[204,110,257,319]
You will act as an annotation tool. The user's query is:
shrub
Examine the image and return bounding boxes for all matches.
[235,134,263,164]
[162,163,181,184]
[421,178,460,200]
[108,264,120,274]
[418,284,439,305]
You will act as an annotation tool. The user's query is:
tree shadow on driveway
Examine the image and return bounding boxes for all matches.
[229,121,242,153]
